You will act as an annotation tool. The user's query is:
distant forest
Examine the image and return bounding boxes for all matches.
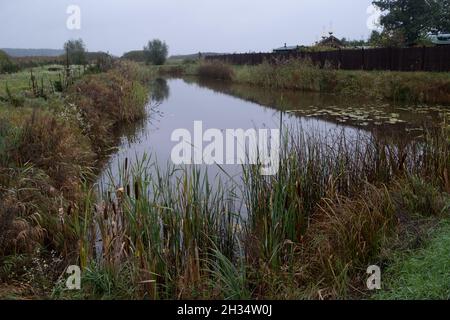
[122,50,225,62]
[1,48,65,57]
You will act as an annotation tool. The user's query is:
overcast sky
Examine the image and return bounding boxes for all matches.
[0,0,376,56]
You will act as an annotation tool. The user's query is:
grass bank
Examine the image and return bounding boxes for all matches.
[156,59,450,104]
[0,60,151,297]
[375,220,450,299]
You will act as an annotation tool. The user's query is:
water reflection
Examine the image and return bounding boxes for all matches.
[188,77,450,141]
[151,78,170,104]
[98,77,449,192]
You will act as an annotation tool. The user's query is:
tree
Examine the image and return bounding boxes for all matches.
[144,39,168,65]
[340,37,369,47]
[0,50,18,74]
[432,0,450,32]
[373,0,450,46]
[369,29,406,47]
[64,39,87,65]
[122,50,146,62]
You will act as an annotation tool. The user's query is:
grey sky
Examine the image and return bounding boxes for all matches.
[1,0,375,56]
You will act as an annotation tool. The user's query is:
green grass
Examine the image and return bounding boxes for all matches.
[234,61,450,104]
[159,59,450,104]
[375,218,450,300]
[0,65,81,96]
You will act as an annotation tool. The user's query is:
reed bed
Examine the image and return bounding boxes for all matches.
[197,62,235,81]
[74,156,240,299]
[63,124,450,300]
[182,59,450,104]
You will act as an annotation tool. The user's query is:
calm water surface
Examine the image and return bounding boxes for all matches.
[98,78,449,190]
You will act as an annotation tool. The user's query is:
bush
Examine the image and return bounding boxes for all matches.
[197,61,234,81]
[226,58,450,104]
[303,184,396,297]
[144,39,169,65]
[11,110,94,192]
[68,62,148,152]
[122,50,145,62]
[157,65,185,77]
[64,39,87,65]
[395,176,447,218]
[0,50,19,74]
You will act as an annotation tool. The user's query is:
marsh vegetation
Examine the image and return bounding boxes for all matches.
[0,53,449,300]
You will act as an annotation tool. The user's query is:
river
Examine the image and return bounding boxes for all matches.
[97,77,449,192]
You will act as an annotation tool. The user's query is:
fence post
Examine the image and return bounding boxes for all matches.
[421,46,426,71]
[399,48,404,71]
[389,47,393,70]
[361,48,365,70]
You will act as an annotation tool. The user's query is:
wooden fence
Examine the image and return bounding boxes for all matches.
[205,46,450,72]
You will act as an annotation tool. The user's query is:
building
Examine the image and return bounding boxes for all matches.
[318,32,344,49]
[273,43,299,53]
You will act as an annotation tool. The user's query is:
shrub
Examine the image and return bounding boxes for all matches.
[395,176,447,218]
[221,58,450,104]
[157,65,185,77]
[64,39,87,66]
[122,50,145,62]
[0,194,45,256]
[144,39,169,65]
[11,110,94,193]
[0,50,19,74]
[68,62,148,151]
[304,184,396,297]
[197,61,234,81]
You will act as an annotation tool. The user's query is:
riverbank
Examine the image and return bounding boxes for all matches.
[375,219,450,299]
[54,77,449,300]
[0,61,151,298]
[51,127,450,300]
[154,60,450,104]
[1,62,449,300]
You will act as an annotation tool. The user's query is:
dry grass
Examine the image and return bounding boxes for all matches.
[303,184,395,298]
[56,125,450,300]
[0,61,149,260]
[12,110,94,193]
[189,59,450,104]
[67,62,148,152]
[197,61,235,81]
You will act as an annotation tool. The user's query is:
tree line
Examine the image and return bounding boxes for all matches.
[63,38,169,66]
[371,0,450,47]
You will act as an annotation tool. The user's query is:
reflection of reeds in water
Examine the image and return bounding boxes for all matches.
[77,126,449,299]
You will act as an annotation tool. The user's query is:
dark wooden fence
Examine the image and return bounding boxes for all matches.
[205,46,450,72]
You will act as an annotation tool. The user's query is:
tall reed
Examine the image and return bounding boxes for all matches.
[82,155,240,299]
[66,125,450,299]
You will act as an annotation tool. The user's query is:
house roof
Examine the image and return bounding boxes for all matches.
[317,33,343,48]
[319,35,342,45]
[273,45,298,51]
